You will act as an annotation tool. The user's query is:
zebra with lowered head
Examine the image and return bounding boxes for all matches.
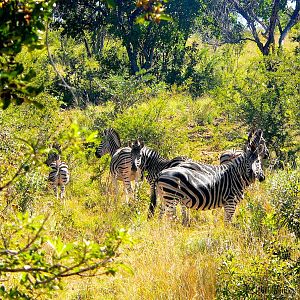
[45,151,70,200]
[130,140,188,218]
[95,128,140,202]
[154,129,266,224]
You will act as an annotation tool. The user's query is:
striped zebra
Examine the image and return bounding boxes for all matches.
[95,128,139,202]
[154,129,266,224]
[219,130,269,164]
[45,152,70,200]
[130,140,188,218]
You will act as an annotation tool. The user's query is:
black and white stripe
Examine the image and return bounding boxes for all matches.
[155,129,266,224]
[130,140,187,218]
[219,130,269,164]
[46,152,70,199]
[95,128,139,201]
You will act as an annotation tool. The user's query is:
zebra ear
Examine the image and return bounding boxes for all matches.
[139,139,144,149]
[247,128,255,143]
[52,141,62,154]
[249,129,263,151]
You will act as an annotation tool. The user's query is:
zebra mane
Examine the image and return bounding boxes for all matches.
[103,128,121,147]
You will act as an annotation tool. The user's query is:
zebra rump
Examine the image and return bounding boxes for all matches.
[46,152,70,199]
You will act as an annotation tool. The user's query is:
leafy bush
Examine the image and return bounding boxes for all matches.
[268,167,300,238]
[0,213,132,299]
[217,246,299,300]
[182,45,222,97]
[113,92,191,156]
[215,53,300,165]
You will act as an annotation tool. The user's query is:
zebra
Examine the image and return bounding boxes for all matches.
[219,129,269,164]
[45,151,70,200]
[95,128,140,202]
[155,129,266,225]
[130,140,188,218]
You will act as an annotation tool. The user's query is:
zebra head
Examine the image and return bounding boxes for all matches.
[95,128,121,158]
[247,128,269,160]
[245,129,266,182]
[130,139,144,173]
[45,151,60,166]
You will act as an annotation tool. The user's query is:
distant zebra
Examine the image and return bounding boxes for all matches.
[95,128,139,202]
[154,129,266,224]
[130,140,188,218]
[219,130,269,164]
[45,152,70,200]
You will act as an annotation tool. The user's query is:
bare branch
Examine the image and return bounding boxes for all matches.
[0,158,30,192]
[46,22,79,106]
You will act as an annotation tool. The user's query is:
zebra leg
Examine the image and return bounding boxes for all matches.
[60,185,66,204]
[164,199,179,222]
[133,172,141,201]
[224,199,237,223]
[123,178,133,204]
[148,184,157,219]
[158,202,165,220]
[181,204,190,226]
[53,185,58,199]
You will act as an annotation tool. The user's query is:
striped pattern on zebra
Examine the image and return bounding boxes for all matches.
[130,140,188,218]
[95,128,139,202]
[155,129,266,224]
[219,129,269,164]
[46,152,70,200]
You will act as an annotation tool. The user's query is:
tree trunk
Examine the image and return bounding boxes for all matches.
[126,43,139,75]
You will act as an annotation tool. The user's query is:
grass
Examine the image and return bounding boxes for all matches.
[32,163,281,300]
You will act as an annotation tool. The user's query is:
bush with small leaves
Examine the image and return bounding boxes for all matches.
[0,213,132,299]
[268,167,300,239]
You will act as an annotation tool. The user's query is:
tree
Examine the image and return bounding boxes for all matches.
[198,0,300,55]
[53,0,200,75]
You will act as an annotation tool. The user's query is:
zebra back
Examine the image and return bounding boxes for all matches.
[48,160,70,186]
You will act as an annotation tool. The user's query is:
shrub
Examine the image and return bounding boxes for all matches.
[217,246,299,300]
[268,167,300,238]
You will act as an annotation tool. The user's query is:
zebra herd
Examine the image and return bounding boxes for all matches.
[46,127,269,224]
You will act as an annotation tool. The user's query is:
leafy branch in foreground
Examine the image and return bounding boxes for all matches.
[0,0,54,109]
[0,213,132,299]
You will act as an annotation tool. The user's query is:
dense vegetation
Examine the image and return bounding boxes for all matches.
[0,0,299,299]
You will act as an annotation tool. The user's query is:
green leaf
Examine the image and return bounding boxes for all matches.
[30,100,44,109]
[106,0,116,8]
[159,14,173,21]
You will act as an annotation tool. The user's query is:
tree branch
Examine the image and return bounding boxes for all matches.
[46,21,79,106]
[279,0,300,47]
[229,0,265,53]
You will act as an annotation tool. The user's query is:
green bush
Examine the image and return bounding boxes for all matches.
[217,246,299,300]
[268,167,300,238]
[215,53,300,165]
[112,92,191,156]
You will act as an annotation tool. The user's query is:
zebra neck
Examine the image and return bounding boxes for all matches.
[109,141,120,156]
[226,156,251,199]
[142,149,169,172]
